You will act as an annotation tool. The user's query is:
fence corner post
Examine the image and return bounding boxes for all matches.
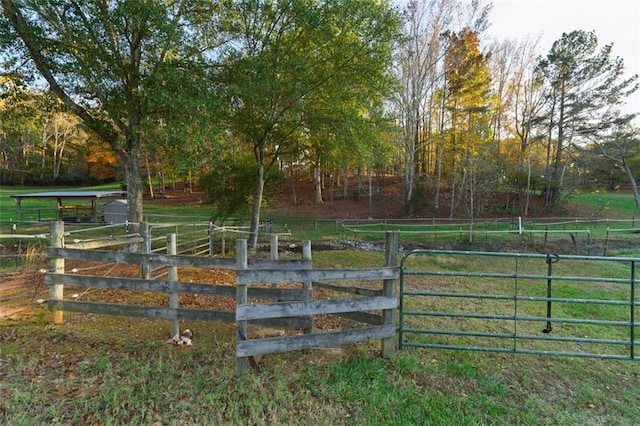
[167,233,179,338]
[382,231,399,358]
[49,221,65,324]
[236,239,249,375]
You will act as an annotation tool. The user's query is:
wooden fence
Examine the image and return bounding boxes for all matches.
[43,221,399,374]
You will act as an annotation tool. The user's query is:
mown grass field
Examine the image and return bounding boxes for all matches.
[1,186,640,424]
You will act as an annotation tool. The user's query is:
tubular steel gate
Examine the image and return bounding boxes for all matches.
[399,250,639,360]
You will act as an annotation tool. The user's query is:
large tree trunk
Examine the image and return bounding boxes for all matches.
[342,162,349,199]
[314,165,323,204]
[249,146,266,249]
[367,164,373,219]
[119,127,144,235]
[145,156,154,199]
[620,159,640,211]
[123,154,144,226]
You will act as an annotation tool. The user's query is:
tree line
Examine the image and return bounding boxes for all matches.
[1,0,638,246]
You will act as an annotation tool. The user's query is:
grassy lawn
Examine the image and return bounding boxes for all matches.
[2,249,639,425]
[568,189,640,217]
[1,187,640,424]
[3,322,637,425]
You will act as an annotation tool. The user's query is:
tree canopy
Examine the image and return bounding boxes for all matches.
[210,0,401,246]
[2,0,639,227]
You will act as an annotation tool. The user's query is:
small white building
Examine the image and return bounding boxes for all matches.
[104,199,128,223]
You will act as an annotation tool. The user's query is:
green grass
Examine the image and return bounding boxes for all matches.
[2,249,640,424]
[2,186,640,424]
[2,311,638,425]
[568,189,640,217]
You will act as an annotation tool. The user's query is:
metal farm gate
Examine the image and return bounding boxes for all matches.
[398,250,639,360]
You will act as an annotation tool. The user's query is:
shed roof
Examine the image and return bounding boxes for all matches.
[10,191,125,200]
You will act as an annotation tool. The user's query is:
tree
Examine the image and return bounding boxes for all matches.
[490,36,546,216]
[0,75,52,184]
[217,0,401,248]
[0,0,221,226]
[442,27,492,219]
[594,126,640,210]
[392,0,491,215]
[42,112,86,182]
[536,30,639,208]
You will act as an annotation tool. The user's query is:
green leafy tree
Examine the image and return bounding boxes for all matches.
[594,126,640,210]
[536,30,638,208]
[0,0,221,226]
[217,0,401,247]
[0,75,55,184]
[443,27,492,219]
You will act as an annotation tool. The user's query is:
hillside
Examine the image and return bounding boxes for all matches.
[148,174,591,220]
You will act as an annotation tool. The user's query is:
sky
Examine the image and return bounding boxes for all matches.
[487,0,640,119]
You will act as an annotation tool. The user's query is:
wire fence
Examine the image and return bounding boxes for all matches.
[1,215,639,273]
[337,216,640,256]
[0,218,290,273]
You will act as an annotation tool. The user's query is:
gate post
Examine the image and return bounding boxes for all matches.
[49,221,65,324]
[381,231,399,358]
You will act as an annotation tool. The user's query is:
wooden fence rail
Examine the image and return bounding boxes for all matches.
[44,221,399,375]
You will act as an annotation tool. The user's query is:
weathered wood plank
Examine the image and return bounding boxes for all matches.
[64,236,144,250]
[45,273,309,301]
[45,300,313,327]
[45,274,238,297]
[236,325,396,357]
[236,267,399,285]
[46,247,236,269]
[236,296,397,321]
[46,300,235,322]
[312,281,382,297]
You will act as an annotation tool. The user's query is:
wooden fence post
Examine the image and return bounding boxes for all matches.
[381,231,398,358]
[236,239,248,375]
[208,222,215,257]
[167,233,180,337]
[270,234,278,260]
[302,240,313,335]
[140,221,150,279]
[221,225,226,256]
[49,221,65,324]
[271,234,278,289]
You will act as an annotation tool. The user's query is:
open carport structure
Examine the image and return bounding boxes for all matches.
[10,191,125,223]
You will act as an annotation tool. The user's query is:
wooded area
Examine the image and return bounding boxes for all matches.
[1,0,638,245]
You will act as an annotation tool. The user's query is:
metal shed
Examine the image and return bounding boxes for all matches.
[104,199,128,224]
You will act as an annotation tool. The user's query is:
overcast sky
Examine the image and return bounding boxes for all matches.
[487,0,639,119]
